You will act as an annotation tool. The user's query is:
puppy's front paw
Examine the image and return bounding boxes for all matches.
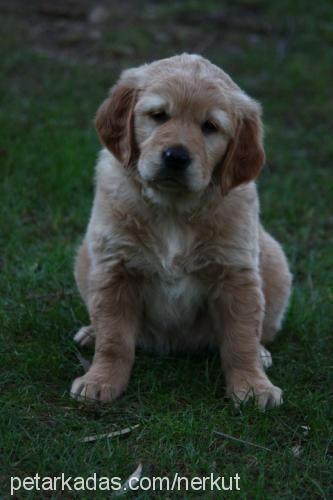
[227,371,283,409]
[71,374,113,402]
[70,366,128,403]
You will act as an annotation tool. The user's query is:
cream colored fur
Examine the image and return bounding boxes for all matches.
[70,54,292,409]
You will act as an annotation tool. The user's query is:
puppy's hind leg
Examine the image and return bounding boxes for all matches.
[260,229,292,345]
[74,239,90,305]
[73,240,96,347]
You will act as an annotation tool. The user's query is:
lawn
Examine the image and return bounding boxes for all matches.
[1,0,332,498]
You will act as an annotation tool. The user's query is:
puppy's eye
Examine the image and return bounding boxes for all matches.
[201,120,218,134]
[149,110,169,124]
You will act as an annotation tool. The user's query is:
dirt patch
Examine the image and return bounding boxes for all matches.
[1,0,278,70]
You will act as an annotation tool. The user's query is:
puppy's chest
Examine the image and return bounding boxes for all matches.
[138,218,224,278]
[141,220,205,326]
[129,219,200,315]
[153,219,192,275]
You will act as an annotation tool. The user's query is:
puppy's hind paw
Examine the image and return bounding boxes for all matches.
[260,345,273,370]
[73,325,95,347]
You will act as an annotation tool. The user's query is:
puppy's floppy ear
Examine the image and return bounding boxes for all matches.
[219,103,265,195]
[95,83,138,167]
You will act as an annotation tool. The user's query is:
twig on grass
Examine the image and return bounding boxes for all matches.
[81,424,140,443]
[213,430,272,452]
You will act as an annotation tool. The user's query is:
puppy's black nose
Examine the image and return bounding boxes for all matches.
[162,145,191,170]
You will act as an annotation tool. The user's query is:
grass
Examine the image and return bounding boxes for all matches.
[0,0,332,498]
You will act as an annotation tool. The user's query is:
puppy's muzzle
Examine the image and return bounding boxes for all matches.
[161,145,191,171]
[150,145,192,190]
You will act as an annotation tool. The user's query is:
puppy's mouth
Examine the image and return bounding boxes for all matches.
[138,159,193,193]
[149,175,189,192]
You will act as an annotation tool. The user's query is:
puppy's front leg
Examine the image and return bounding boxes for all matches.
[71,265,141,402]
[212,268,282,409]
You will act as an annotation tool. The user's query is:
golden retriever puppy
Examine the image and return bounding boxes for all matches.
[71,54,292,409]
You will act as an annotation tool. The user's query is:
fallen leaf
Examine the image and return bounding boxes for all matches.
[115,463,143,496]
[301,425,310,436]
[291,444,302,457]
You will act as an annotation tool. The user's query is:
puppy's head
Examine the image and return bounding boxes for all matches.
[95,54,265,201]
